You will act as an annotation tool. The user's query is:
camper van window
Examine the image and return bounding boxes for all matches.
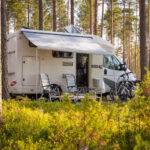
[113,56,121,70]
[52,51,73,58]
[103,56,114,69]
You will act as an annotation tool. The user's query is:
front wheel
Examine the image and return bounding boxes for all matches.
[129,86,136,98]
[118,94,127,101]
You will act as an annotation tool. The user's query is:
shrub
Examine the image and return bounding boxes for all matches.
[0,92,150,149]
[141,69,150,98]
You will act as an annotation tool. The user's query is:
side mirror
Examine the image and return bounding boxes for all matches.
[119,62,127,71]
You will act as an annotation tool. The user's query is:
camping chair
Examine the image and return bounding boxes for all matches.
[40,73,61,102]
[65,74,86,102]
[66,74,78,94]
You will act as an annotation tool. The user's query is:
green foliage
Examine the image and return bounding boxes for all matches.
[1,89,150,149]
[104,0,122,40]
[140,69,150,98]
[77,0,91,33]
[56,0,67,32]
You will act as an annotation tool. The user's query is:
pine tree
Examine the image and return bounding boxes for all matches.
[0,0,2,120]
[104,0,122,44]
[44,0,53,31]
[148,0,150,70]
[39,0,43,30]
[135,0,138,74]
[139,0,147,79]
[123,0,126,62]
[94,0,97,35]
[128,1,131,69]
[101,0,104,37]
[111,0,114,44]
[1,0,9,100]
[7,0,27,31]
[77,0,90,33]
[90,0,93,34]
[71,0,74,25]
[57,0,67,31]
[53,0,56,31]
[67,0,70,25]
[27,0,30,28]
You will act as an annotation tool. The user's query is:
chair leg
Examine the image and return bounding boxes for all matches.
[57,88,61,102]
[49,93,52,102]
[59,94,61,102]
[101,91,102,101]
[95,91,97,100]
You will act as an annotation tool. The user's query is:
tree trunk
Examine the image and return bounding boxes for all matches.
[101,0,104,37]
[39,0,43,30]
[135,0,138,74]
[123,0,126,63]
[94,0,97,35]
[111,0,114,44]
[128,2,131,70]
[67,0,70,25]
[149,0,150,70]
[53,0,56,31]
[1,0,9,100]
[139,0,147,79]
[90,0,93,34]
[130,38,132,71]
[6,9,9,34]
[128,32,131,69]
[27,0,30,28]
[71,0,74,25]
[0,0,2,120]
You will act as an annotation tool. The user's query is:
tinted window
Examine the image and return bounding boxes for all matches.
[103,56,114,69]
[52,51,73,58]
[113,56,121,70]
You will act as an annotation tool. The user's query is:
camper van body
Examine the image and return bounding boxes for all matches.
[7,29,136,96]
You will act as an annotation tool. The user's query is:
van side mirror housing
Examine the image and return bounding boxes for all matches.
[120,62,127,71]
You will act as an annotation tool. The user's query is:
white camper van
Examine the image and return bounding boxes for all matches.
[7,28,136,98]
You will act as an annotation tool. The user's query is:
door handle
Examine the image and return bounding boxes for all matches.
[104,69,107,75]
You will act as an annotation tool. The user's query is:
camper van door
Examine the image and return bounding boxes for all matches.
[112,56,125,81]
[103,55,126,92]
[103,55,116,92]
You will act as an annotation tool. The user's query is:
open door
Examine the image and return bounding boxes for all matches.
[76,54,89,87]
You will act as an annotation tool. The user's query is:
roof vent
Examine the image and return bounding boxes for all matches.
[63,25,81,34]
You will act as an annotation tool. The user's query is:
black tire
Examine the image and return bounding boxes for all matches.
[118,94,127,101]
[129,86,136,98]
[27,94,41,100]
[110,88,115,101]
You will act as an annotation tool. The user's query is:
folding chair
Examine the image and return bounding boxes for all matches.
[40,73,61,102]
[65,74,86,102]
[66,74,78,94]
